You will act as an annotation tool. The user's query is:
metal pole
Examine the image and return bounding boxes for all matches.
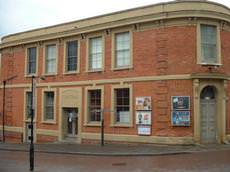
[2,81,6,142]
[30,76,35,171]
[101,110,104,146]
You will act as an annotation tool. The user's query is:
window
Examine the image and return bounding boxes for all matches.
[45,45,56,74]
[26,92,32,119]
[89,37,102,70]
[27,47,37,75]
[66,40,78,72]
[115,32,130,68]
[88,90,101,122]
[114,88,130,123]
[200,24,217,63]
[44,92,54,120]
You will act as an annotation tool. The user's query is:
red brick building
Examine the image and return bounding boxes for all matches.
[0,0,230,144]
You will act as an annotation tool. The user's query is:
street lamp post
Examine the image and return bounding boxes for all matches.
[29,75,45,171]
[101,110,104,146]
[1,75,17,142]
[29,75,35,171]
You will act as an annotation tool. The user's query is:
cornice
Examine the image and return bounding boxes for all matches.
[0,1,230,49]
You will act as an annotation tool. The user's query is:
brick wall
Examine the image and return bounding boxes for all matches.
[0,25,230,143]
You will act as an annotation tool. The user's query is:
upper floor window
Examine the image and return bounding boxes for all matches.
[115,32,130,68]
[44,91,54,121]
[88,89,101,122]
[200,24,218,64]
[27,47,37,75]
[89,37,103,71]
[66,40,78,72]
[45,44,56,74]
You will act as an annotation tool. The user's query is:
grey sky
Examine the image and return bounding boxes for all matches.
[0,0,230,40]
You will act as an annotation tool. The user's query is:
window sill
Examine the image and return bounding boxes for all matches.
[42,73,57,77]
[199,63,222,66]
[86,69,104,73]
[41,120,56,124]
[84,122,101,127]
[23,119,37,122]
[63,71,79,75]
[25,74,38,78]
[112,66,133,71]
[110,123,133,128]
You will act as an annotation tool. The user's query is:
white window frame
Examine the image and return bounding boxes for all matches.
[197,21,221,65]
[25,44,39,77]
[84,86,104,126]
[63,38,80,74]
[86,34,104,72]
[41,88,57,124]
[43,42,58,75]
[111,84,133,127]
[112,29,133,70]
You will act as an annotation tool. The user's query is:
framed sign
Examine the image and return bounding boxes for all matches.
[172,111,190,126]
[172,96,190,110]
[135,97,151,110]
[136,111,151,125]
[137,125,151,135]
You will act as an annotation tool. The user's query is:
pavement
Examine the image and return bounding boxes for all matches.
[0,142,230,156]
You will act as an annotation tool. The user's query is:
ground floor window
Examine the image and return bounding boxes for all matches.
[88,89,101,122]
[44,91,55,121]
[114,88,130,123]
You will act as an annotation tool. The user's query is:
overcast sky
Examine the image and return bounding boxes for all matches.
[0,0,230,40]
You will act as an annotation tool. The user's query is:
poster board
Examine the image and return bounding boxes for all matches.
[137,125,151,135]
[171,111,190,126]
[135,97,151,110]
[136,111,151,125]
[172,96,190,110]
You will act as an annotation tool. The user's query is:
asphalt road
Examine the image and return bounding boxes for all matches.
[0,149,230,172]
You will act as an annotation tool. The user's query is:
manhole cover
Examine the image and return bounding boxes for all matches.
[112,162,127,166]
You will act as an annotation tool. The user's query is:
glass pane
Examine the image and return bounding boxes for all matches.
[27,47,37,74]
[89,37,102,70]
[46,45,56,73]
[45,92,54,120]
[67,41,78,71]
[88,90,101,122]
[200,25,217,62]
[115,88,130,123]
[26,92,32,118]
[115,32,130,67]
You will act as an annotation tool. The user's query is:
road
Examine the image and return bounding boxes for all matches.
[0,149,230,172]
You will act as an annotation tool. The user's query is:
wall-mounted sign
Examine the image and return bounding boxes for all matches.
[137,125,151,135]
[172,111,190,126]
[136,111,151,125]
[135,97,151,110]
[172,96,190,110]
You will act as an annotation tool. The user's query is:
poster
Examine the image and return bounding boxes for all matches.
[172,96,190,110]
[135,97,151,110]
[172,111,190,126]
[136,111,151,125]
[137,125,151,135]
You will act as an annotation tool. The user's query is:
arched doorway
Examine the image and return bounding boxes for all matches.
[200,86,217,144]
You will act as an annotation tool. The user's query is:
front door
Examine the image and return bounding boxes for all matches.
[200,86,217,144]
[63,108,78,140]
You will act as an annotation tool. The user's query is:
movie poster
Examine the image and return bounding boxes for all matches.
[135,97,151,110]
[136,111,151,125]
[172,96,190,110]
[172,111,190,126]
